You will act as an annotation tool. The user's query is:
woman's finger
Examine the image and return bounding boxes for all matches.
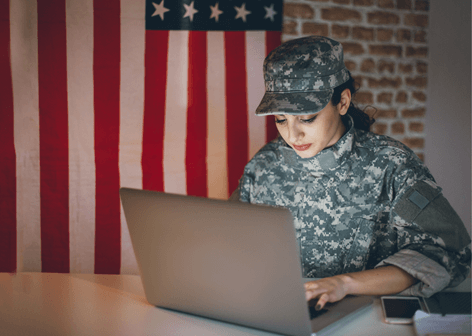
[304,284,327,301]
[315,293,330,310]
[304,281,319,291]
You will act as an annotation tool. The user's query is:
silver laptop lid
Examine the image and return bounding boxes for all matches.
[120,188,313,336]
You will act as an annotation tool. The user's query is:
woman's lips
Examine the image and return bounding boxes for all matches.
[292,144,311,151]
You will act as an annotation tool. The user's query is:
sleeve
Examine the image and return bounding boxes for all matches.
[375,161,471,297]
[230,173,254,203]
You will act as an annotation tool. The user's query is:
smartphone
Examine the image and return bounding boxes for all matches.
[381,296,427,324]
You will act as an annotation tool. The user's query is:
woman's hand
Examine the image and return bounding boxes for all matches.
[304,266,418,310]
[304,274,352,310]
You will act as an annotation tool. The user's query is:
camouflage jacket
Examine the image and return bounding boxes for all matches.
[234,117,471,297]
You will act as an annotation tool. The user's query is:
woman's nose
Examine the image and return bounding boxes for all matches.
[287,121,304,143]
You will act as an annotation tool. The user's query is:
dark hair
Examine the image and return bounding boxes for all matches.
[331,75,375,132]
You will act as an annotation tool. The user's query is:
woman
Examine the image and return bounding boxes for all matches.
[230,36,471,310]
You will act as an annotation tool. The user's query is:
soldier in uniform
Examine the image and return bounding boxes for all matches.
[230,36,471,310]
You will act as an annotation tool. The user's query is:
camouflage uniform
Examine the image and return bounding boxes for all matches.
[233,116,471,297]
[233,35,471,297]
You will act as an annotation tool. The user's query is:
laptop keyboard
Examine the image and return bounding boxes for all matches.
[309,305,329,319]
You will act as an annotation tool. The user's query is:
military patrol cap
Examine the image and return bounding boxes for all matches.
[255,35,350,116]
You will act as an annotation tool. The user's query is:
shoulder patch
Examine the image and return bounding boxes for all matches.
[408,190,430,210]
[393,181,471,252]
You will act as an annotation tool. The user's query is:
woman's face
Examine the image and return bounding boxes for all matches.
[274,90,351,159]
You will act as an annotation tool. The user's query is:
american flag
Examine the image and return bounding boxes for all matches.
[0,0,282,274]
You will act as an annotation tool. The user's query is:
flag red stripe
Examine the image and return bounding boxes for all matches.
[186,31,208,197]
[37,0,70,273]
[94,0,121,274]
[265,31,281,144]
[225,32,249,196]
[0,0,16,273]
[142,30,168,192]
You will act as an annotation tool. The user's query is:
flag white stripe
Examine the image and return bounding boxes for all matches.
[119,0,145,274]
[207,31,228,200]
[246,31,267,160]
[163,31,189,195]
[67,0,96,274]
[11,0,41,272]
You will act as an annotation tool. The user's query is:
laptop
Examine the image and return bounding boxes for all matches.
[120,188,373,336]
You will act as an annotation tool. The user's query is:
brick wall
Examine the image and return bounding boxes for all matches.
[282,0,429,160]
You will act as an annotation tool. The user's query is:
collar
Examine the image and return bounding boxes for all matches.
[279,115,355,174]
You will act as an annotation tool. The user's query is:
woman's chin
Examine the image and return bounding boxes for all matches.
[295,149,320,159]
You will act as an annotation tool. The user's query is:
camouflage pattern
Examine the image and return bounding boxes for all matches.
[255,36,350,116]
[236,116,471,297]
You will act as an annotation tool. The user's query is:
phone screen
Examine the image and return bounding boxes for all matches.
[382,297,422,318]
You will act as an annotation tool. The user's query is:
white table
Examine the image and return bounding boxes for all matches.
[1,272,469,336]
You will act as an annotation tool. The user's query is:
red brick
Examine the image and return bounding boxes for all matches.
[396,29,411,42]
[412,91,426,102]
[402,137,424,149]
[375,109,397,118]
[378,60,395,73]
[373,123,388,135]
[368,77,402,88]
[345,60,357,71]
[364,106,377,118]
[284,4,315,19]
[322,8,362,22]
[333,0,350,4]
[416,61,428,74]
[361,59,376,72]
[354,91,374,104]
[352,75,364,86]
[391,122,405,134]
[283,21,298,35]
[332,25,350,38]
[415,0,430,11]
[377,92,393,104]
[378,0,394,8]
[353,0,374,5]
[396,91,408,103]
[343,42,364,55]
[303,23,329,36]
[353,27,375,41]
[377,29,393,42]
[398,63,413,74]
[406,46,428,57]
[402,107,426,118]
[367,11,400,25]
[414,31,427,43]
[404,14,429,28]
[409,122,424,132]
[397,0,412,9]
[369,45,402,57]
[406,76,427,88]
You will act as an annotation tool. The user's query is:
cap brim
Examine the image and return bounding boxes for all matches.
[255,89,334,116]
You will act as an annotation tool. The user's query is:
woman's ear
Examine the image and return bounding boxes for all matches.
[337,88,351,116]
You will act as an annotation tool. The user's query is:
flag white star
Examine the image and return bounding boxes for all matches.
[234,3,251,23]
[264,4,277,22]
[183,1,199,22]
[151,0,169,21]
[210,3,223,23]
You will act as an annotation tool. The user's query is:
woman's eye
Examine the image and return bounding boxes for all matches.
[301,116,316,123]
[275,118,286,124]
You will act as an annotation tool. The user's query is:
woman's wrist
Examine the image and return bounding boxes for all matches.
[338,273,356,296]
[335,266,418,297]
